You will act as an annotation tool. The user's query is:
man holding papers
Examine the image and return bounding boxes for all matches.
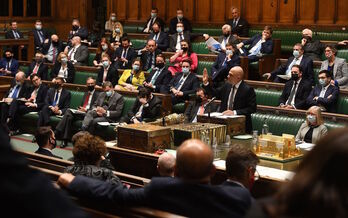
[202,66,256,133]
[55,77,99,148]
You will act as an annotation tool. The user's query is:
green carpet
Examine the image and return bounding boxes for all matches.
[11,134,74,160]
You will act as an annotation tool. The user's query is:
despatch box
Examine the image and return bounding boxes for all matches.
[117,124,171,152]
[197,114,245,136]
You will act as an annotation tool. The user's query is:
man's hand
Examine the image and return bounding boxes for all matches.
[203,34,210,41]
[285,105,294,109]
[120,57,128,63]
[4,98,13,103]
[25,102,36,107]
[313,96,319,101]
[96,106,106,116]
[222,110,234,116]
[301,38,307,46]
[175,91,184,97]
[133,119,141,124]
[78,106,87,112]
[202,68,209,85]
[57,173,75,188]
[237,42,244,49]
[171,87,178,95]
[263,73,271,80]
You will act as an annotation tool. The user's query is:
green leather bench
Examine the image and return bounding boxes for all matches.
[131,39,146,50]
[123,25,143,33]
[88,53,96,66]
[192,27,221,36]
[197,60,213,75]
[337,96,348,115]
[255,89,282,107]
[191,42,210,54]
[74,71,98,85]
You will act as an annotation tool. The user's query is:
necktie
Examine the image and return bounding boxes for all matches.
[52,91,59,106]
[122,48,128,67]
[52,46,57,63]
[228,85,236,110]
[198,105,205,115]
[6,61,10,70]
[68,48,75,60]
[145,53,152,70]
[151,68,161,85]
[32,64,39,74]
[222,57,228,67]
[286,81,297,105]
[38,31,44,43]
[175,76,185,90]
[103,96,110,106]
[319,87,326,98]
[286,58,298,76]
[13,31,19,39]
[82,92,91,108]
[11,85,20,98]
[233,19,237,28]
[248,40,263,56]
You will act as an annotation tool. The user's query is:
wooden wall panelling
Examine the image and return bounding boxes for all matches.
[153,0,167,21]
[244,0,261,23]
[297,0,316,24]
[278,0,296,24]
[182,0,195,22]
[337,0,348,25]
[211,0,227,23]
[261,0,277,23]
[195,0,211,23]
[127,0,139,21]
[139,0,152,21]
[166,0,180,22]
[227,0,242,20]
[317,0,335,24]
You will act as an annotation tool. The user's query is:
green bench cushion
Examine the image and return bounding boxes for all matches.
[131,39,146,50]
[192,28,221,36]
[197,61,213,75]
[191,42,209,54]
[255,89,282,106]
[88,53,96,66]
[74,71,98,85]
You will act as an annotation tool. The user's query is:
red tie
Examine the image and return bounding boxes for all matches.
[33,64,39,74]
[198,105,204,115]
[52,46,56,63]
[82,92,91,108]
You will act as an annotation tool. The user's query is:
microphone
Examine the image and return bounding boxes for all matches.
[204,97,216,109]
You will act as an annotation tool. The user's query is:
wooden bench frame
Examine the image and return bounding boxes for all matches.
[0,32,35,61]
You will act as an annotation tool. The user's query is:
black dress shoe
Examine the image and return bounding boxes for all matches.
[60,140,68,148]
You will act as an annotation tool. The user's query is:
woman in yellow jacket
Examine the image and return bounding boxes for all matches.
[115,59,145,91]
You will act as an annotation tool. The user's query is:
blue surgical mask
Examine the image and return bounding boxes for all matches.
[102,44,108,51]
[293,50,300,58]
[151,13,157,18]
[177,15,183,19]
[115,28,120,33]
[133,65,140,71]
[61,58,68,64]
[226,50,233,56]
[176,27,183,33]
[182,67,190,75]
[307,114,316,124]
[102,61,109,68]
[106,90,112,97]
[35,25,42,30]
[319,79,326,86]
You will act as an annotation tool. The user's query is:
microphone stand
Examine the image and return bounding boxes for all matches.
[205,97,216,123]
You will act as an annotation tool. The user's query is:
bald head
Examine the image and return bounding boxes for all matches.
[175,139,215,183]
[227,66,244,85]
[15,71,26,84]
[157,152,176,177]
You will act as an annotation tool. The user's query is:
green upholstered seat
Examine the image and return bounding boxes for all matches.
[191,42,209,54]
[73,71,98,85]
[88,53,96,66]
[131,39,146,50]
[255,89,282,106]
[123,25,142,33]
[197,60,213,75]
[192,27,221,36]
[70,91,85,109]
[121,96,136,117]
[336,96,348,115]
[19,65,29,74]
[173,103,186,114]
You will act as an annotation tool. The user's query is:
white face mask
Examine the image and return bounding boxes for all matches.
[176,27,183,33]
[293,50,300,58]
[102,44,108,51]
[307,114,317,125]
[35,25,42,30]
[226,50,233,56]
[111,16,116,21]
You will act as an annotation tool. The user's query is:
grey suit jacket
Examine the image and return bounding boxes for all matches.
[92,91,124,121]
[69,45,89,66]
[295,122,328,144]
[320,57,348,89]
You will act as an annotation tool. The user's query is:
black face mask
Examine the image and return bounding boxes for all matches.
[303,35,311,41]
[196,96,203,103]
[223,33,230,37]
[87,85,95,92]
[182,47,188,52]
[52,41,59,46]
[54,83,61,90]
[50,137,57,149]
[72,25,79,31]
[291,73,299,81]
[5,56,12,61]
[155,63,164,69]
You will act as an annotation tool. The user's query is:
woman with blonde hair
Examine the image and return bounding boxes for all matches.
[295,105,328,144]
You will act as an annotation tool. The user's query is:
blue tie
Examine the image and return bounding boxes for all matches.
[11,85,20,98]
[52,91,59,106]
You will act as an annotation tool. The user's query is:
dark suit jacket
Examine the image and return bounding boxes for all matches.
[242,34,273,55]
[142,17,166,32]
[147,32,169,51]
[227,17,249,37]
[306,84,339,113]
[122,95,162,123]
[68,45,89,66]
[184,99,219,122]
[279,79,312,109]
[0,58,19,77]
[0,126,88,218]
[5,80,29,99]
[68,27,89,42]
[168,72,200,102]
[271,55,314,85]
[50,62,75,83]
[204,81,256,133]
[92,91,124,121]
[45,88,71,114]
[69,176,252,218]
[79,91,100,109]
[35,147,62,159]
[168,31,191,52]
[211,52,241,83]
[168,17,192,34]
[42,39,64,58]
[25,84,49,110]
[303,39,325,61]
[139,49,162,71]
[145,67,172,93]
[5,29,24,39]
[112,46,137,69]
[97,65,119,87]
[26,61,49,80]
[33,29,50,51]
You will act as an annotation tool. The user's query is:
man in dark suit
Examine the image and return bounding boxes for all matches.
[81,81,124,134]
[120,87,161,124]
[35,126,62,159]
[202,66,256,133]
[67,18,88,46]
[42,34,63,64]
[237,25,273,63]
[264,43,314,85]
[211,43,241,88]
[168,9,192,34]
[97,54,119,87]
[0,71,28,133]
[168,22,191,52]
[227,7,249,37]
[112,37,136,70]
[66,36,89,66]
[32,20,50,52]
[306,70,339,113]
[26,52,49,80]
[58,139,253,218]
[301,28,325,61]
[167,59,200,105]
[38,77,71,126]
[0,49,19,77]
[147,21,169,51]
[184,87,218,123]
[55,77,99,148]
[278,65,312,110]
[204,24,239,54]
[8,74,48,135]
[144,54,172,93]
[138,39,162,71]
[142,8,165,33]
[5,21,25,59]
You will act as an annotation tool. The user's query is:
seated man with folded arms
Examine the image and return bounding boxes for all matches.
[38,77,71,127]
[58,139,253,218]
[236,25,273,63]
[157,152,176,177]
[35,126,62,159]
[120,87,161,124]
[278,65,312,110]
[264,43,314,84]
[306,70,339,113]
[55,77,100,148]
[81,81,124,134]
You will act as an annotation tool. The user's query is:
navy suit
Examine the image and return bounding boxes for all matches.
[242,34,273,62]
[69,176,252,218]
[211,52,241,86]
[139,49,162,71]
[168,31,191,52]
[169,17,192,34]
[68,27,88,44]
[167,72,200,105]
[203,81,256,133]
[271,55,314,85]
[147,32,169,51]
[42,39,64,63]
[227,17,249,37]
[35,147,62,159]
[33,29,50,52]
[0,58,19,77]
[112,46,137,70]
[279,79,312,109]
[26,61,49,80]
[5,29,23,39]
[306,84,339,113]
[142,17,166,33]
[145,67,172,93]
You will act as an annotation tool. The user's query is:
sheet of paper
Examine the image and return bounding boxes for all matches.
[277,74,291,80]
[69,108,86,114]
[296,142,315,151]
[205,37,221,51]
[97,121,110,126]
